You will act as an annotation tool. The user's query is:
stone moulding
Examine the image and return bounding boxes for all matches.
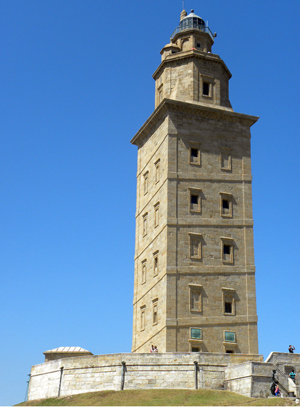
[130,98,259,146]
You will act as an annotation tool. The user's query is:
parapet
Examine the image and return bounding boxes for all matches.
[43,346,93,362]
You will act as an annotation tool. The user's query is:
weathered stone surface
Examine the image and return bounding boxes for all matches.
[131,10,259,354]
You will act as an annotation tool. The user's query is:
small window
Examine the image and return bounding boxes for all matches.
[191,148,198,157]
[226,350,234,354]
[143,213,148,236]
[196,43,201,48]
[191,328,201,339]
[189,234,202,259]
[154,203,160,227]
[203,82,210,96]
[140,306,146,331]
[225,331,236,343]
[225,302,232,313]
[220,193,233,218]
[153,300,158,325]
[153,251,159,276]
[141,260,147,284]
[192,347,199,352]
[221,151,232,171]
[222,200,229,210]
[224,244,231,255]
[143,171,149,195]
[221,238,234,263]
[189,189,202,213]
[222,288,236,316]
[158,86,163,104]
[189,147,200,165]
[191,195,198,205]
[189,284,202,313]
[155,160,160,183]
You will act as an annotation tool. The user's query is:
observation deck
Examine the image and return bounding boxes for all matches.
[171,10,214,41]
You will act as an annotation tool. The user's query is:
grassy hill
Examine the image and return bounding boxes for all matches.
[17,389,296,406]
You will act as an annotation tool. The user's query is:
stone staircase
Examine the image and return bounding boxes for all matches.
[275,365,298,397]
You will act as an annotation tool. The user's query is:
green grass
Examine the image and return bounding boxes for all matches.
[16,389,296,406]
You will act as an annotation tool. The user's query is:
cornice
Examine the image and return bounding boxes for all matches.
[131,98,259,146]
[152,50,232,80]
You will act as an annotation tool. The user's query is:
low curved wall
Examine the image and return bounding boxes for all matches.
[28,352,262,401]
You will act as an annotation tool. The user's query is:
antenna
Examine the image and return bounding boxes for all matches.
[182,0,185,10]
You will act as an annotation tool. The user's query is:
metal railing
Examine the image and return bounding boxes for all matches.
[171,24,214,41]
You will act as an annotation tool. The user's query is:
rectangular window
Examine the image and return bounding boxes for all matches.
[222,288,236,315]
[225,301,232,313]
[220,193,233,217]
[191,195,198,205]
[225,331,236,343]
[189,234,202,259]
[158,87,163,104]
[143,171,149,195]
[189,147,200,165]
[141,260,147,284]
[221,238,234,264]
[154,203,159,227]
[192,347,200,352]
[189,189,202,213]
[222,199,229,209]
[143,213,148,236]
[153,300,158,325]
[203,82,210,96]
[220,151,232,171]
[140,306,146,331]
[223,244,231,255]
[155,159,160,183]
[153,251,159,276]
[191,328,201,340]
[189,284,202,313]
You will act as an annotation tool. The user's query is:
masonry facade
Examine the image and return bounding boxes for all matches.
[131,10,259,354]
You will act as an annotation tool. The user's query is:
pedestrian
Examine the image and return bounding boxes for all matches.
[150,345,155,353]
[289,345,295,353]
[154,346,158,353]
[289,370,297,383]
[275,385,281,396]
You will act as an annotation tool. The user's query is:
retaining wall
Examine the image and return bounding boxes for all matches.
[28,352,262,401]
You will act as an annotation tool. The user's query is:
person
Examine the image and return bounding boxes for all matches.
[289,345,295,353]
[150,345,155,353]
[289,370,297,382]
[154,346,158,353]
[275,385,281,396]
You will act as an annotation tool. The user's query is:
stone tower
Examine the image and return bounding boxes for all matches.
[131,10,259,354]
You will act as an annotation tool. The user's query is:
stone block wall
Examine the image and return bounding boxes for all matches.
[28,352,263,401]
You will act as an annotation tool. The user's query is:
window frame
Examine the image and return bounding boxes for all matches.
[142,213,148,237]
[189,233,202,260]
[189,188,202,213]
[220,149,232,171]
[222,287,236,316]
[221,237,234,264]
[154,159,160,184]
[189,284,203,313]
[143,171,149,195]
[140,306,146,331]
[153,251,159,276]
[220,192,233,218]
[189,146,201,166]
[152,298,158,326]
[141,260,147,284]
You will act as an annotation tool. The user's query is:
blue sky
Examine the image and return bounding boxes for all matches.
[0,1,299,405]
